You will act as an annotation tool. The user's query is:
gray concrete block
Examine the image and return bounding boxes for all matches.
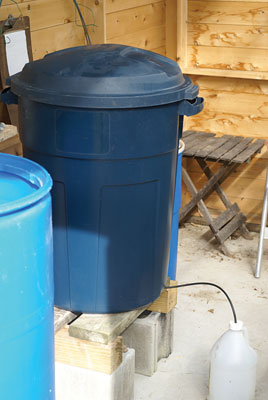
[55,348,135,400]
[122,310,174,377]
[157,310,174,361]
[122,312,158,376]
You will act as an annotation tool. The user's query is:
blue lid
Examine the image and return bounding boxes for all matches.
[0,154,52,216]
[10,44,199,109]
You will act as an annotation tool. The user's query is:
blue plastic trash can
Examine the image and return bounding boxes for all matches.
[2,44,203,313]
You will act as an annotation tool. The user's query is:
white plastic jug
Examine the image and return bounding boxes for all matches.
[208,320,257,400]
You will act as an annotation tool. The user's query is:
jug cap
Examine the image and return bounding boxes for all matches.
[229,320,244,331]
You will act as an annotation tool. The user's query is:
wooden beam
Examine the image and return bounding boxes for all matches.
[55,327,123,374]
[147,280,178,313]
[165,0,177,60]
[177,0,187,66]
[69,306,147,344]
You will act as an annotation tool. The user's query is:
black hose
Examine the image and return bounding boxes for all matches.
[165,282,237,323]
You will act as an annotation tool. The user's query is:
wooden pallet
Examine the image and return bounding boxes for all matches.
[54,281,178,374]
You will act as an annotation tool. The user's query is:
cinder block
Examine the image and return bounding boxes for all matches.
[55,348,135,400]
[122,310,174,376]
[157,309,174,361]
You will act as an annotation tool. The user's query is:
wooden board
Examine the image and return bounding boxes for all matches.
[106,2,165,40]
[54,307,78,333]
[185,109,268,138]
[193,89,268,118]
[107,24,165,50]
[0,125,22,155]
[188,24,268,49]
[188,1,268,26]
[0,0,76,32]
[190,75,268,95]
[188,45,268,72]
[147,280,178,314]
[69,306,147,345]
[106,0,163,14]
[55,327,123,374]
[165,0,177,60]
[31,22,84,60]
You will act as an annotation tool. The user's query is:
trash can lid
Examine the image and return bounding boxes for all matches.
[0,153,52,216]
[10,44,199,109]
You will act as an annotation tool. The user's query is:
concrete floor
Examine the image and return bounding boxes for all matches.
[135,223,268,400]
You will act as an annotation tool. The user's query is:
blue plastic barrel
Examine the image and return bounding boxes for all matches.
[168,140,185,280]
[0,154,54,399]
[3,44,203,313]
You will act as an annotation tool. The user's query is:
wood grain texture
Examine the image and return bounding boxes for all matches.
[54,307,78,334]
[188,45,268,72]
[55,327,123,374]
[177,0,188,66]
[151,46,166,55]
[147,280,178,313]
[188,1,268,26]
[188,23,268,49]
[106,1,165,39]
[182,189,264,224]
[81,0,106,45]
[106,0,163,14]
[194,89,268,117]
[69,307,147,345]
[31,22,84,59]
[183,66,268,80]
[0,0,76,31]
[185,108,268,138]
[190,76,268,95]
[107,24,165,50]
[165,0,177,60]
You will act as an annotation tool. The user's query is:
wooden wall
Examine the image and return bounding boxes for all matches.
[87,0,167,55]
[179,0,268,225]
[0,0,85,60]
[0,0,266,224]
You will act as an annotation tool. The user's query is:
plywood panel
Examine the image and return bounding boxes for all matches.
[185,109,268,138]
[107,25,165,50]
[31,22,85,60]
[151,46,166,55]
[0,0,76,31]
[166,0,177,60]
[106,0,163,14]
[106,2,165,39]
[188,24,268,49]
[196,89,268,117]
[188,1,268,26]
[188,45,268,72]
[190,75,268,95]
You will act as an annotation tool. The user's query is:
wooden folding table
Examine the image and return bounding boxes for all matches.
[180,130,265,255]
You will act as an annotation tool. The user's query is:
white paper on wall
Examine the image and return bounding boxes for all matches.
[4,30,29,76]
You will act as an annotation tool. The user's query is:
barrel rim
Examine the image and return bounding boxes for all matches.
[0,153,52,215]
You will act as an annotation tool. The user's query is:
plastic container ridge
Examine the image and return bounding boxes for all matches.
[0,153,54,399]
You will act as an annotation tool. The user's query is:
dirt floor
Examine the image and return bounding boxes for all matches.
[135,223,268,400]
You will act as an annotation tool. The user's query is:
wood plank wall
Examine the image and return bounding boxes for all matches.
[182,0,268,224]
[87,0,166,55]
[0,0,85,60]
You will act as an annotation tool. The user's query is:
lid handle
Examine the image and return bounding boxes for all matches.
[178,97,204,116]
[1,87,18,105]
